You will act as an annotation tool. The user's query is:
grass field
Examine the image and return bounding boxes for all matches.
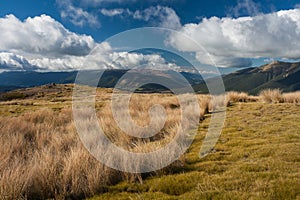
[90,102,300,200]
[0,85,299,199]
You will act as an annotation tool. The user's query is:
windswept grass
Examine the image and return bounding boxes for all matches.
[0,86,212,199]
[0,85,299,199]
[259,89,300,104]
[226,91,258,105]
[259,89,283,103]
[0,108,118,199]
[90,102,300,200]
[282,91,300,103]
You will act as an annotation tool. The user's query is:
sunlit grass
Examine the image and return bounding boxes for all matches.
[90,102,300,200]
[0,85,299,199]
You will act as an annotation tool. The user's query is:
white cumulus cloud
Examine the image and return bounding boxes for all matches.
[28,43,180,71]
[0,52,39,71]
[167,8,300,67]
[0,14,180,72]
[0,14,95,57]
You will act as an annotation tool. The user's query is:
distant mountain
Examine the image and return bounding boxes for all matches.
[0,71,77,90]
[3,61,299,95]
[0,69,204,93]
[195,61,300,94]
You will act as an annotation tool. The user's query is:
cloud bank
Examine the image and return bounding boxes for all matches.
[0,14,95,57]
[0,14,178,72]
[0,52,39,71]
[2,7,300,71]
[168,8,300,67]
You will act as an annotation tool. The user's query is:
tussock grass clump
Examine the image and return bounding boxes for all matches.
[282,91,300,103]
[259,89,300,104]
[90,101,300,200]
[198,95,211,117]
[1,85,300,199]
[259,89,283,103]
[226,91,250,102]
[225,91,258,106]
[0,108,116,199]
[96,93,212,151]
[0,90,212,199]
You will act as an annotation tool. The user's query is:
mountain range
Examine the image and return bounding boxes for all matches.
[195,61,300,94]
[0,69,203,93]
[0,61,300,94]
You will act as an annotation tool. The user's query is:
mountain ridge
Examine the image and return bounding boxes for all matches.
[1,61,300,94]
[195,61,300,94]
[0,69,204,93]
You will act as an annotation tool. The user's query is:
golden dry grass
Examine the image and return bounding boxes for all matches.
[90,102,300,200]
[259,89,283,103]
[0,85,299,199]
[259,89,300,104]
[282,91,300,103]
[0,108,118,199]
[0,85,212,199]
[226,91,250,103]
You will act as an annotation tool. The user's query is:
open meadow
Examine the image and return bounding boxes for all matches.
[2,1,300,199]
[0,85,299,199]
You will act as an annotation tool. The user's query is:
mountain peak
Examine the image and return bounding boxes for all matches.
[221,60,300,94]
[258,60,293,74]
[270,60,281,65]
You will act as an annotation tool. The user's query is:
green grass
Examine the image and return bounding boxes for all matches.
[0,85,299,199]
[0,84,74,116]
[89,102,300,200]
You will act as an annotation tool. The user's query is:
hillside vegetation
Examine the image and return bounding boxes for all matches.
[2,61,300,95]
[195,61,300,94]
[0,85,299,199]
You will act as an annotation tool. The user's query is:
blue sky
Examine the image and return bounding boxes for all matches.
[1,0,300,74]
[1,0,299,41]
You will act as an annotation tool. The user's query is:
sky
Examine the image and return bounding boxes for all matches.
[1,0,300,74]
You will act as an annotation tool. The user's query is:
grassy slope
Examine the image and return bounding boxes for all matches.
[251,70,300,94]
[194,62,300,95]
[90,102,300,200]
[0,84,74,116]
[0,86,299,199]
